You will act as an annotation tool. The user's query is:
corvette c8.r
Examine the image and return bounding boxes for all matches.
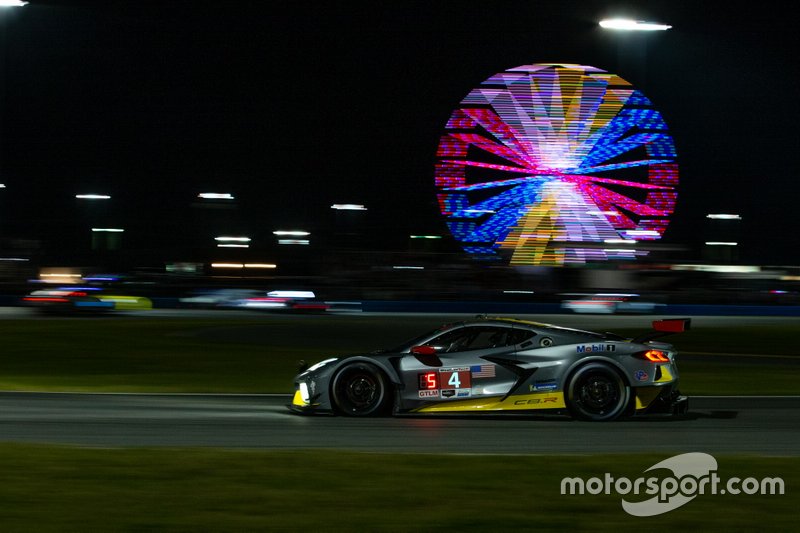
[290,316,689,421]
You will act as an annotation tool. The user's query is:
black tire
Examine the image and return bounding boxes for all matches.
[566,363,630,421]
[330,362,391,416]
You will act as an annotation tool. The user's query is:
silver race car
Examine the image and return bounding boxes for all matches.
[289,316,690,421]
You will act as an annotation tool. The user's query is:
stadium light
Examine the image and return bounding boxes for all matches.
[76,194,111,200]
[214,236,251,242]
[706,214,742,220]
[331,204,367,211]
[599,19,671,31]
[0,1,28,7]
[91,228,124,232]
[198,193,234,200]
[273,230,310,236]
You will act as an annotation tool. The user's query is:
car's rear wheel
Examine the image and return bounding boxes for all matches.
[331,362,390,416]
[566,363,630,421]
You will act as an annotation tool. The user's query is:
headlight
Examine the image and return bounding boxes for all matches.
[299,382,310,403]
[306,358,338,372]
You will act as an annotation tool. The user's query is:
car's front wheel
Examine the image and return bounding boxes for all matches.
[566,363,630,421]
[330,362,391,416]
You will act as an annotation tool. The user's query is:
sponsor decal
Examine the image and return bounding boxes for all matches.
[513,396,559,405]
[634,370,649,381]
[439,367,470,373]
[470,364,496,378]
[577,344,617,353]
[530,380,558,392]
[440,388,470,399]
[418,389,439,398]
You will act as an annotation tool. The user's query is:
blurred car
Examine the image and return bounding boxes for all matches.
[290,316,689,421]
[561,293,664,314]
[233,290,330,312]
[179,289,262,308]
[22,288,152,314]
[180,289,330,312]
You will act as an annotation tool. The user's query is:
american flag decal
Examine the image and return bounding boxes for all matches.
[470,364,496,378]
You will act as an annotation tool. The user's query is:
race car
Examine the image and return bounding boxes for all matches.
[289,316,689,421]
[22,288,152,314]
[561,293,664,314]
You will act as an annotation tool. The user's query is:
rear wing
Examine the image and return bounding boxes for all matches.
[632,318,691,344]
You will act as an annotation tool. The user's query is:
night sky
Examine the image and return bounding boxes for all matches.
[1,0,798,264]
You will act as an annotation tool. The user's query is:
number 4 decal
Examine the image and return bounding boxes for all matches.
[448,372,461,388]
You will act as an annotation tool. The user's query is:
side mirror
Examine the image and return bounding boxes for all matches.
[411,345,437,355]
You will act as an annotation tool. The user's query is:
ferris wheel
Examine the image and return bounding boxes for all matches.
[434,63,679,266]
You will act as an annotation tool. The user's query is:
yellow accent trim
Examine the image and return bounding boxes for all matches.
[414,392,565,413]
[655,364,673,383]
[98,295,153,310]
[292,390,307,407]
[635,387,662,410]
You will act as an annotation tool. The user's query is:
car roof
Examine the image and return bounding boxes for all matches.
[467,316,604,337]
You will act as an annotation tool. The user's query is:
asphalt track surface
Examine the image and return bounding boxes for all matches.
[1,393,798,455]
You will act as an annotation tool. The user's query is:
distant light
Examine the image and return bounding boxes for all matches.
[244,263,277,269]
[409,235,442,240]
[278,239,310,245]
[211,263,244,268]
[92,228,124,232]
[198,193,234,200]
[599,19,671,31]
[705,241,738,246]
[273,230,310,236]
[706,214,742,220]
[214,236,251,242]
[268,290,314,298]
[0,257,28,261]
[393,266,424,270]
[621,230,660,237]
[673,264,759,273]
[76,194,111,200]
[503,290,534,294]
[331,204,367,211]
[604,239,636,244]
[0,1,28,7]
[217,244,249,248]
[0,184,5,188]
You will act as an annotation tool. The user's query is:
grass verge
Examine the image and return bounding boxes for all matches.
[0,318,797,394]
[0,444,795,532]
